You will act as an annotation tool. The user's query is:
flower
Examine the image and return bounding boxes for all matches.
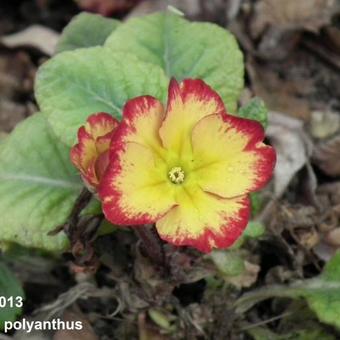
[99,79,276,252]
[70,112,119,191]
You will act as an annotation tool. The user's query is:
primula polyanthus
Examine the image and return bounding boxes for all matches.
[99,79,276,253]
[70,112,119,191]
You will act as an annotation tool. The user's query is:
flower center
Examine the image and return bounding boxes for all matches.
[168,166,185,184]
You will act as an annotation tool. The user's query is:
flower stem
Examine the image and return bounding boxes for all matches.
[48,187,93,236]
[134,224,166,267]
[65,188,93,239]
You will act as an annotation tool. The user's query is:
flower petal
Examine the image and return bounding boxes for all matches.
[100,142,175,225]
[85,112,119,140]
[159,78,225,157]
[96,131,115,154]
[112,95,165,157]
[191,114,276,198]
[81,158,98,188]
[95,150,110,182]
[70,126,97,172]
[156,186,250,253]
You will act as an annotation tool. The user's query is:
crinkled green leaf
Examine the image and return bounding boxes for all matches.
[0,262,25,330]
[56,12,120,53]
[236,252,340,329]
[302,252,340,329]
[105,12,244,112]
[35,47,168,145]
[0,113,82,252]
[238,97,268,128]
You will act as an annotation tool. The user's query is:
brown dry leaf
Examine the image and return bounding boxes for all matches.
[0,99,27,133]
[0,51,36,132]
[294,227,320,250]
[134,247,174,303]
[1,25,59,56]
[0,51,35,100]
[117,281,149,312]
[126,0,166,18]
[34,282,97,321]
[168,247,212,284]
[53,310,98,340]
[252,0,338,35]
[267,112,311,197]
[324,26,340,54]
[127,0,202,19]
[313,134,340,176]
[247,58,312,120]
[313,241,337,262]
[308,110,340,139]
[324,228,340,247]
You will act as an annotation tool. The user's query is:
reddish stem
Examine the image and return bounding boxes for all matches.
[134,224,166,267]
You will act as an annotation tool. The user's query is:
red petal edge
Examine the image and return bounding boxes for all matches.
[157,195,251,253]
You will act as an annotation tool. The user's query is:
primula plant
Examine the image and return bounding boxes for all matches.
[0,11,275,256]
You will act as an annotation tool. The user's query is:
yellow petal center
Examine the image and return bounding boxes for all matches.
[168,166,185,184]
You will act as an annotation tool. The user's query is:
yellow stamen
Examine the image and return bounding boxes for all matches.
[168,166,185,184]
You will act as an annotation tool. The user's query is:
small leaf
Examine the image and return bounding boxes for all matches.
[244,221,265,239]
[148,308,175,331]
[35,47,168,145]
[0,262,25,330]
[56,12,120,53]
[0,113,81,251]
[209,250,245,276]
[231,220,265,249]
[238,97,268,128]
[105,12,244,112]
[250,192,264,216]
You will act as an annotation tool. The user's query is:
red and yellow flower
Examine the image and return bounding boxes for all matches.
[99,79,276,252]
[70,112,119,191]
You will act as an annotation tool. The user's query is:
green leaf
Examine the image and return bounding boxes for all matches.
[148,308,175,331]
[35,47,169,145]
[235,252,340,329]
[250,192,263,216]
[105,12,244,112]
[209,250,245,276]
[247,326,335,340]
[56,12,120,53]
[0,262,25,330]
[303,252,340,329]
[230,221,265,249]
[246,326,283,340]
[243,221,265,239]
[238,98,268,128]
[0,113,82,252]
